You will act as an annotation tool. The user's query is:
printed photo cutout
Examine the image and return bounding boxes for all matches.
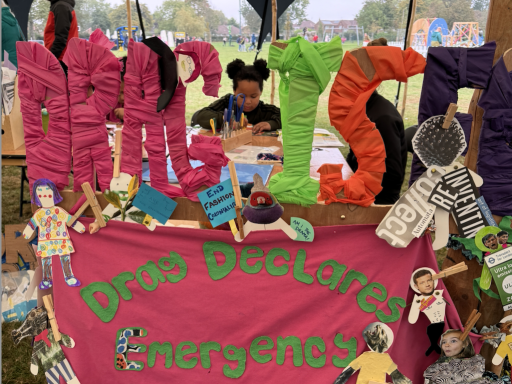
[412,115,466,167]
[427,181,459,212]
[408,267,446,356]
[333,322,412,384]
[476,226,507,254]
[492,315,512,366]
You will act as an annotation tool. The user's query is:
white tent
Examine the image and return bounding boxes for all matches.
[168,31,175,47]
[160,30,168,44]
[106,29,111,39]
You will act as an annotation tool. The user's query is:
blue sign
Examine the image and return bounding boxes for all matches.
[132,183,177,225]
[476,196,498,227]
[198,179,237,228]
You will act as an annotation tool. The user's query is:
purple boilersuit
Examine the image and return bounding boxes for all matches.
[477,57,512,216]
[409,42,496,186]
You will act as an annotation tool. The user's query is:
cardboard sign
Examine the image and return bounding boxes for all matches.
[377,166,444,248]
[441,167,490,238]
[132,183,177,225]
[198,179,237,227]
[54,219,468,384]
[485,248,512,311]
[427,182,459,212]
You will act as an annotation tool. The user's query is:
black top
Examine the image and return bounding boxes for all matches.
[346,92,407,205]
[191,93,281,131]
[48,0,75,59]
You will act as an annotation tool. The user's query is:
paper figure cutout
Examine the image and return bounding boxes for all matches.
[23,179,85,289]
[408,267,446,356]
[235,174,297,242]
[16,42,72,193]
[482,229,512,308]
[333,322,412,384]
[492,315,512,366]
[89,173,156,233]
[115,327,146,371]
[477,226,507,290]
[63,33,121,194]
[12,306,80,384]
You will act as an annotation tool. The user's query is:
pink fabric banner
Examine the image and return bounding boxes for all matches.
[53,221,475,383]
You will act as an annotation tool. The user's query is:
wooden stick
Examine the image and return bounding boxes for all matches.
[126,0,132,41]
[42,295,61,342]
[67,199,90,228]
[442,103,458,128]
[400,0,418,117]
[433,263,467,280]
[228,161,244,239]
[270,0,277,105]
[460,309,481,341]
[113,129,122,178]
[82,182,106,227]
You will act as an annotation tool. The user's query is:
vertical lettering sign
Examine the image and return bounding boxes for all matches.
[485,248,512,311]
[427,182,459,212]
[198,179,237,228]
[441,168,490,238]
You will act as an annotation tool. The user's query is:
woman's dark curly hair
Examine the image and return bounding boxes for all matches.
[226,59,270,91]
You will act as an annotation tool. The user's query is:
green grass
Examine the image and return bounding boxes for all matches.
[2,41,462,377]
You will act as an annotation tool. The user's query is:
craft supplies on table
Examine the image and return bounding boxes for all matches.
[225,145,280,164]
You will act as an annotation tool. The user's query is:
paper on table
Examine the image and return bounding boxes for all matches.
[312,128,345,147]
[309,148,354,181]
[225,145,280,164]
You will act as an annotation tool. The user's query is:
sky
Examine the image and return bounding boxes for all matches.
[105,0,364,23]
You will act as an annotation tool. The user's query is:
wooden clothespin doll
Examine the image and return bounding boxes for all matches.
[408,267,447,356]
[333,322,412,384]
[23,179,85,289]
[492,315,512,366]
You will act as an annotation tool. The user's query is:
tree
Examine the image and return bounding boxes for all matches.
[90,1,113,32]
[28,0,50,40]
[355,0,398,38]
[227,17,240,28]
[278,0,310,34]
[317,19,324,39]
[109,1,153,31]
[241,1,260,33]
[472,0,489,11]
[153,0,186,33]
[175,7,206,37]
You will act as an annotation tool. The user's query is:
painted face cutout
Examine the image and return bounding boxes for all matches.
[109,172,132,202]
[363,322,394,353]
[177,54,196,85]
[36,186,54,208]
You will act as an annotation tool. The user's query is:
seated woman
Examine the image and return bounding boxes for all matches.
[424,329,504,384]
[191,59,281,134]
[346,38,407,205]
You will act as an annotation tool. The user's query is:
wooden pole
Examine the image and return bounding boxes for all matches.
[270,0,277,105]
[399,0,418,117]
[126,0,132,42]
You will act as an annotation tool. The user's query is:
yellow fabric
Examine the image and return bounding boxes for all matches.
[496,335,512,359]
[349,351,397,384]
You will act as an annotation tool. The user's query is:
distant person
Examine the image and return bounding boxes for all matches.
[251,33,256,49]
[325,34,330,42]
[313,34,318,43]
[44,0,79,74]
[223,37,227,46]
[431,27,442,47]
[229,34,232,46]
[2,0,25,68]
[241,36,246,52]
[191,59,281,134]
[237,35,242,51]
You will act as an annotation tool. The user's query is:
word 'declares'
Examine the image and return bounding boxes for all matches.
[377,166,443,248]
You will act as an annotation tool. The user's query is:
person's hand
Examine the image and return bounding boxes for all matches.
[89,222,100,234]
[114,108,124,121]
[252,122,271,134]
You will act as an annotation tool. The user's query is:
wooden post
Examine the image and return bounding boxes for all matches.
[399,0,418,117]
[126,0,132,42]
[270,0,277,105]
[228,161,245,239]
[113,129,122,178]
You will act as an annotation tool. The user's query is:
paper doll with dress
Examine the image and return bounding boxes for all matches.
[23,179,85,289]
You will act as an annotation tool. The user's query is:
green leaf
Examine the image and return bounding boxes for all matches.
[104,190,122,210]
[128,175,139,196]
[474,277,501,301]
[453,236,483,261]
[480,264,493,290]
[127,210,147,224]
[499,216,512,237]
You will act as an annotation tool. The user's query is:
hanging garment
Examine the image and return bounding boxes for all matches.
[63,32,120,193]
[409,42,496,186]
[267,36,343,207]
[16,41,72,193]
[163,41,229,202]
[477,57,512,216]
[326,46,425,206]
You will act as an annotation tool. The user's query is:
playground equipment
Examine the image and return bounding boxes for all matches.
[411,18,483,48]
[450,22,482,47]
[115,26,139,50]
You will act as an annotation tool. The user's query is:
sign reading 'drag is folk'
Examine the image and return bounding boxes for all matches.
[53,219,465,384]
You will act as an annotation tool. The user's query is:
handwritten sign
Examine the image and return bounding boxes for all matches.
[291,217,314,242]
[198,179,237,228]
[132,183,177,225]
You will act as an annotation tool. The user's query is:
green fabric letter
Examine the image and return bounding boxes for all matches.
[136,261,166,291]
[305,337,326,368]
[200,341,221,369]
[148,342,173,368]
[240,246,264,274]
[339,270,368,293]
[203,241,237,281]
[356,282,388,313]
[175,342,198,369]
[80,282,119,323]
[158,251,187,283]
[332,333,357,368]
[250,336,274,364]
[265,248,290,276]
[317,260,347,290]
[293,249,314,284]
[276,336,303,366]
[111,271,135,300]
[222,345,247,379]
[376,296,406,323]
